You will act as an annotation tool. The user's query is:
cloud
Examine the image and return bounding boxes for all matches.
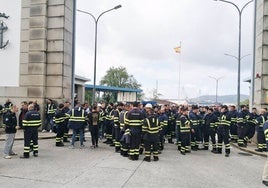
[75,0,254,99]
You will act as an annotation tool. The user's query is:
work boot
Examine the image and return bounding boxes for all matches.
[168,139,174,144]
[134,155,139,160]
[128,155,135,161]
[213,148,222,154]
[262,180,268,186]
[139,148,144,155]
[255,148,263,152]
[123,152,129,157]
[211,148,217,153]
[56,142,64,147]
[115,147,121,153]
[33,151,38,157]
[20,153,29,159]
[143,156,151,162]
[153,156,159,161]
[63,138,69,143]
[225,153,230,157]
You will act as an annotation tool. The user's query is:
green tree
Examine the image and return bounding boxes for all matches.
[100,66,142,102]
[100,66,141,88]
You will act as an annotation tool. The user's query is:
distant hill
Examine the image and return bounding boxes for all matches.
[190,94,249,104]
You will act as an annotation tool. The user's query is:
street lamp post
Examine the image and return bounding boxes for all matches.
[77,5,122,104]
[209,76,223,104]
[214,0,253,109]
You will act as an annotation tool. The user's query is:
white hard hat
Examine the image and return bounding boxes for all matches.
[145,103,153,108]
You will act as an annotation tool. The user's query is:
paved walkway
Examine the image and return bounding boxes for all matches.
[0,129,266,157]
[0,129,56,141]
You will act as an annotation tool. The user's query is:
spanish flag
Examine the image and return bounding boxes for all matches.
[174,46,181,53]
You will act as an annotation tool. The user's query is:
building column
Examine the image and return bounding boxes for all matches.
[254,0,268,108]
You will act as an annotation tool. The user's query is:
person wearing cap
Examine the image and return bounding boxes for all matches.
[214,105,231,157]
[142,103,160,161]
[144,103,153,114]
[139,103,154,155]
[237,105,250,147]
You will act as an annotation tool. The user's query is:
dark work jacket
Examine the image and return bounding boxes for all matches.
[67,107,87,130]
[142,114,160,142]
[126,108,144,136]
[4,111,17,134]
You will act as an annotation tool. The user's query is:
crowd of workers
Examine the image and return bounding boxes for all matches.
[1,98,268,162]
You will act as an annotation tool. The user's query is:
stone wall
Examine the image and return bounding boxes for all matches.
[0,0,74,122]
[254,0,268,108]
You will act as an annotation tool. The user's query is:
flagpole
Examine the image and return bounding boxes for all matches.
[178,41,182,101]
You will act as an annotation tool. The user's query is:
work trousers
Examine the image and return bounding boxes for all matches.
[203,126,210,149]
[114,126,121,150]
[230,123,238,141]
[257,128,266,151]
[237,125,248,146]
[24,127,38,157]
[129,134,141,158]
[105,120,113,142]
[63,122,69,141]
[191,126,202,149]
[180,132,190,153]
[56,125,64,144]
[144,140,158,157]
[217,126,230,154]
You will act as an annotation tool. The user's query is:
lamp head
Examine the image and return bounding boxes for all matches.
[114,5,122,9]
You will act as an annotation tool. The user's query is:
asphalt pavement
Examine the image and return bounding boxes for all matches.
[0,130,266,188]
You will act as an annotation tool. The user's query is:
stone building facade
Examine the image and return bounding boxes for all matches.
[254,0,268,108]
[0,0,74,116]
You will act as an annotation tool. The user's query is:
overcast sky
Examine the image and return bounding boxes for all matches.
[75,0,254,100]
